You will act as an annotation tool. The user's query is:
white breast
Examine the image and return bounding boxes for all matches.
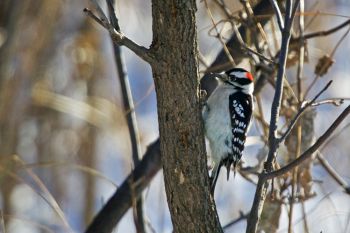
[203,85,235,164]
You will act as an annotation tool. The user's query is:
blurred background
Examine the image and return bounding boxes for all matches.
[0,0,350,233]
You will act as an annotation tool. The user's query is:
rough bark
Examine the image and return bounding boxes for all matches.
[150,1,222,232]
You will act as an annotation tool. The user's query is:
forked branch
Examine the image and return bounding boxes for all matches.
[278,80,333,143]
[246,1,300,232]
[264,105,350,179]
[84,0,155,64]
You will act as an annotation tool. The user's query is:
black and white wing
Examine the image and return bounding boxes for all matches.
[224,92,253,178]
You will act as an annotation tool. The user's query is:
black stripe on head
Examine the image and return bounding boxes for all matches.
[235,78,252,85]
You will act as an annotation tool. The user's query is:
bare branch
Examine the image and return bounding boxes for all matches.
[106,0,120,31]
[266,0,300,166]
[231,23,276,64]
[83,1,155,64]
[85,140,161,233]
[312,98,345,107]
[246,1,300,232]
[321,122,350,150]
[90,0,110,23]
[316,151,350,195]
[304,26,350,98]
[210,0,280,71]
[269,0,284,31]
[84,8,106,28]
[278,80,333,143]
[204,0,236,67]
[264,105,350,180]
[223,211,249,230]
[302,19,350,40]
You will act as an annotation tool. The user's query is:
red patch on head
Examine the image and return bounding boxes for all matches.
[245,72,254,81]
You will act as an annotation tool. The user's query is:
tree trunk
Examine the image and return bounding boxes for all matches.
[150,1,222,232]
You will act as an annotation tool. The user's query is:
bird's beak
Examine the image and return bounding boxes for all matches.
[216,73,229,82]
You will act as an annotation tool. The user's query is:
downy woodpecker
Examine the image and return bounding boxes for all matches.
[202,68,254,195]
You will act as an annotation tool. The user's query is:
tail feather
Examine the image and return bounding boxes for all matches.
[210,158,239,196]
[210,161,223,196]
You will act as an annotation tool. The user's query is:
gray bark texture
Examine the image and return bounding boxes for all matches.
[150,1,222,232]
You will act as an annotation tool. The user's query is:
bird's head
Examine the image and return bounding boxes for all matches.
[217,68,254,94]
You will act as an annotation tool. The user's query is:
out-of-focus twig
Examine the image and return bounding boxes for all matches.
[301,19,350,40]
[264,105,350,179]
[321,122,350,150]
[85,139,161,233]
[210,0,280,71]
[223,211,249,230]
[0,159,73,233]
[11,155,73,233]
[316,151,350,195]
[304,25,350,99]
[301,200,310,233]
[204,0,236,67]
[0,210,4,233]
[240,0,273,58]
[279,80,333,144]
[231,23,276,64]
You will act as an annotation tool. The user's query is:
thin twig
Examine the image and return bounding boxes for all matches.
[330,26,350,57]
[210,0,280,70]
[304,1,319,30]
[304,25,350,99]
[241,0,274,58]
[223,211,249,230]
[204,0,236,67]
[301,200,310,233]
[264,105,350,179]
[269,0,284,31]
[84,8,105,27]
[231,23,275,64]
[302,19,350,40]
[242,44,276,64]
[311,98,345,107]
[106,0,145,232]
[278,80,333,144]
[316,151,350,194]
[84,1,154,63]
[321,122,350,150]
[213,0,232,19]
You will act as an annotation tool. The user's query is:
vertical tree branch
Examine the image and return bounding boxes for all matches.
[106,1,145,232]
[246,1,300,232]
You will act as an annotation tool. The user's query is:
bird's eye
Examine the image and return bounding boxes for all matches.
[230,76,237,82]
